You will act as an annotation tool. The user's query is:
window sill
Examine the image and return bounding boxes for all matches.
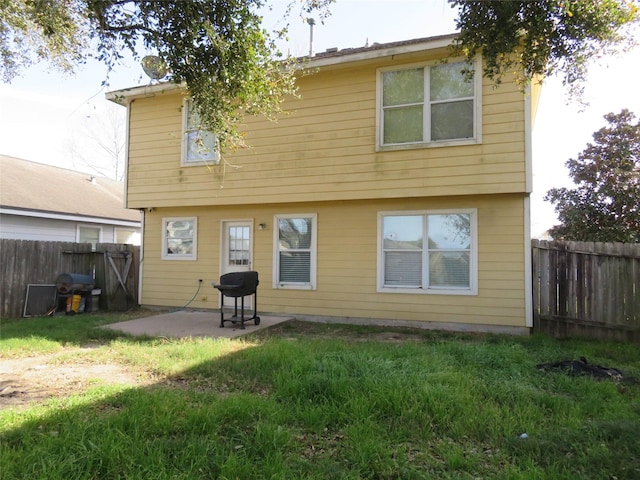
[162,255,197,261]
[376,138,480,153]
[180,160,221,167]
[274,283,315,290]
[377,286,477,296]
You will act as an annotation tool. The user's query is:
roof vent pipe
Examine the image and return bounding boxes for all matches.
[307,18,315,57]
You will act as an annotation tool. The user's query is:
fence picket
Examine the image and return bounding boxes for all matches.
[1,239,139,318]
[532,239,640,342]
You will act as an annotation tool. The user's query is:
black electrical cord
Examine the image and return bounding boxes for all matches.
[170,279,204,312]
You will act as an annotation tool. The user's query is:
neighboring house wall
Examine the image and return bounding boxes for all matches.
[0,215,78,242]
[0,213,140,244]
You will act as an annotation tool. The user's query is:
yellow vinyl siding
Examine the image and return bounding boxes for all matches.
[125,52,529,209]
[139,194,527,328]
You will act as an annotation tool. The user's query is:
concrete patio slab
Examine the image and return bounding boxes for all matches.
[102,310,293,339]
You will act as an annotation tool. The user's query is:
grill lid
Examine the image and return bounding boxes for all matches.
[55,273,95,294]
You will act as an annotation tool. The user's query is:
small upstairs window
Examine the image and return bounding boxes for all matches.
[182,99,220,166]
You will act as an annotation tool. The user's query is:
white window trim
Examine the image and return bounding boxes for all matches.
[162,216,198,261]
[76,224,102,250]
[375,56,483,152]
[181,98,220,167]
[219,219,254,270]
[376,209,478,295]
[272,213,317,290]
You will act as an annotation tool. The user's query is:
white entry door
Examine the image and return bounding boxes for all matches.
[220,221,253,306]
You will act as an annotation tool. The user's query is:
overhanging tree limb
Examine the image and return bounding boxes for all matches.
[449,0,639,97]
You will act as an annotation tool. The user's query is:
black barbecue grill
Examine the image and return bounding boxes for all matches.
[212,271,260,329]
[55,273,96,314]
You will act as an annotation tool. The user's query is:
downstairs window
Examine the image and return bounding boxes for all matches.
[378,210,477,294]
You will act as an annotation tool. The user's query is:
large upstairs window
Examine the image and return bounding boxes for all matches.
[379,59,480,149]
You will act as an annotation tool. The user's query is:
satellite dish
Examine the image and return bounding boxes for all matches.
[141,55,168,80]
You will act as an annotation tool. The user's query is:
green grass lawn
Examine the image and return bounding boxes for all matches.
[1,312,639,479]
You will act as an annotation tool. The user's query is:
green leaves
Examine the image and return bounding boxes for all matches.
[450,0,638,96]
[88,0,294,150]
[1,1,332,151]
[0,0,88,81]
[545,110,640,242]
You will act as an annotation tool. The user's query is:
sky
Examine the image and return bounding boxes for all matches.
[1,0,639,236]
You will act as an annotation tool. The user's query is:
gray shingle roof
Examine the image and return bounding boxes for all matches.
[310,34,457,60]
[0,155,140,223]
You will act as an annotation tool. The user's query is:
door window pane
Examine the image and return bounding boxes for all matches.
[228,226,250,265]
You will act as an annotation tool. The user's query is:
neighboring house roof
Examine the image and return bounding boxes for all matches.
[0,155,140,224]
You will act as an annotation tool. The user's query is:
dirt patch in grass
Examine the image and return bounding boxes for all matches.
[0,320,457,410]
[0,348,154,410]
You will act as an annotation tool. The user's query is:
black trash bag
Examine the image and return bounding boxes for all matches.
[536,357,625,381]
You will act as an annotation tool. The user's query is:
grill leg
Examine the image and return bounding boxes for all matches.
[219,292,225,328]
[253,291,260,325]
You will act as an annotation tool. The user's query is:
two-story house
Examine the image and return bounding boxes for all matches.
[108,34,540,334]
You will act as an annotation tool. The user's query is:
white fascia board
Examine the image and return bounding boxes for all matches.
[106,82,184,104]
[0,208,141,228]
[305,36,456,69]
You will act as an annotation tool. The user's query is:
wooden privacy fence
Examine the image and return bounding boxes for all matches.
[1,239,140,319]
[532,240,640,342]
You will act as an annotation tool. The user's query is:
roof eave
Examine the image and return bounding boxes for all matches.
[1,206,141,226]
[106,33,459,101]
[305,33,458,68]
[106,82,184,104]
